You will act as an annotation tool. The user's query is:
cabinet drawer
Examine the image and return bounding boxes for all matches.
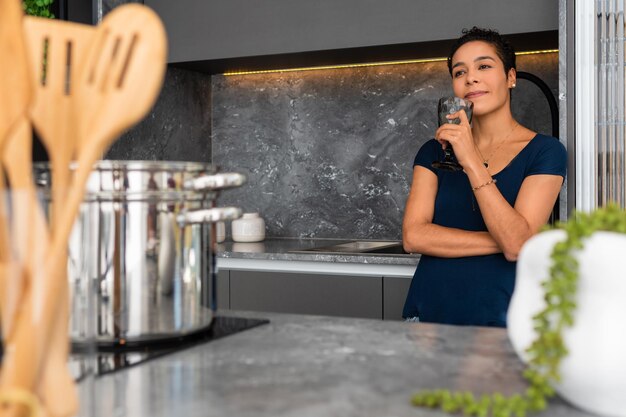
[230,270,382,319]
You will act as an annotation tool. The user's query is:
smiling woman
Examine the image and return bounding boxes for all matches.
[401,27,567,327]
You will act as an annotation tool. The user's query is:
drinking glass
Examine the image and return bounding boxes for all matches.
[431,97,473,171]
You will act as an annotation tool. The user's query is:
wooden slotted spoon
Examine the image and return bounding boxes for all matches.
[0,5,167,415]
[24,16,97,231]
[20,16,97,417]
[55,2,167,264]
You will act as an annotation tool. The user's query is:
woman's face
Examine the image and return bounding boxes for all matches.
[450,40,515,117]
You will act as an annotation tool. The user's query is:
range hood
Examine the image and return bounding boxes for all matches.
[145,0,558,74]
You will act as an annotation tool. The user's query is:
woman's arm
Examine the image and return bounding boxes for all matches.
[402,166,502,257]
[466,163,563,261]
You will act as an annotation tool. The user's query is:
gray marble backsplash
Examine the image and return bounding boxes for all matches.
[105,66,212,162]
[212,54,558,240]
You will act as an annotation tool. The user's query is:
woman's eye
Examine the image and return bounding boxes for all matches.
[453,70,465,78]
[478,64,492,70]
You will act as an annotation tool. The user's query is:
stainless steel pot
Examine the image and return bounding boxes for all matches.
[36,161,245,345]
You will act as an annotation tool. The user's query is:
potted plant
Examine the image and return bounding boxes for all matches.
[412,204,626,417]
[23,0,54,18]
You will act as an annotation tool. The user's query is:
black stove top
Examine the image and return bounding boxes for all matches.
[69,315,269,380]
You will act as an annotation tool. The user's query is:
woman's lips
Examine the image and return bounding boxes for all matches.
[465,91,487,99]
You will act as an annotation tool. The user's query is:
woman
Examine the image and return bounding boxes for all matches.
[402,27,566,327]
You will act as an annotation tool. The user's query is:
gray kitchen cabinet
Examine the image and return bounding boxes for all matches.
[383,276,412,321]
[229,270,382,319]
[216,269,230,309]
[145,0,557,73]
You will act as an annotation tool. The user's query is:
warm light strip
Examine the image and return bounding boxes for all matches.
[222,49,559,76]
[515,49,559,56]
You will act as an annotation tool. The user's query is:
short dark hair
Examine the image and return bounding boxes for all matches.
[446,27,516,77]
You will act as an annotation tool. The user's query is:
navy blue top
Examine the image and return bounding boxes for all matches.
[402,134,567,327]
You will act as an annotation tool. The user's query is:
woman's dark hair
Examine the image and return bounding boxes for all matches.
[446,27,516,77]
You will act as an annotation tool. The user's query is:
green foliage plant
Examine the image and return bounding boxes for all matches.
[23,0,55,18]
[411,203,626,417]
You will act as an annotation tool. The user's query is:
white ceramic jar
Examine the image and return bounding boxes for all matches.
[231,212,265,242]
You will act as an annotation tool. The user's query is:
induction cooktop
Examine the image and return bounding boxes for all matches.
[68,315,269,380]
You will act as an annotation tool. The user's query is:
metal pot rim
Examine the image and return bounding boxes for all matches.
[33,160,217,173]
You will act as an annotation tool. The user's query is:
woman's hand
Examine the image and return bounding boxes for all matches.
[435,109,481,169]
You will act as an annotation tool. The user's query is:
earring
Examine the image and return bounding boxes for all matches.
[512,83,516,88]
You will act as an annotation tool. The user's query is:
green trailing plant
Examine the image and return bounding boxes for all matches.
[411,203,626,417]
[23,0,55,18]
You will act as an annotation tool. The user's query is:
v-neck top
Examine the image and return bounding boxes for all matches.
[402,134,567,327]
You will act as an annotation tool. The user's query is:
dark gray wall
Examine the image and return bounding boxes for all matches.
[146,0,558,64]
[212,53,559,240]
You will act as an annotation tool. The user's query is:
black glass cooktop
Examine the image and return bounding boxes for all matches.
[68,315,269,380]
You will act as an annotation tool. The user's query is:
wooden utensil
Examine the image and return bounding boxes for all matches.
[0,0,31,261]
[0,118,49,340]
[53,1,167,280]
[23,16,96,231]
[0,0,32,326]
[0,5,167,416]
[21,16,97,417]
[3,117,78,417]
[0,2,40,415]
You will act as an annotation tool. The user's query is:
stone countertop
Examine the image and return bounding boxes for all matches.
[216,238,420,266]
[86,311,593,417]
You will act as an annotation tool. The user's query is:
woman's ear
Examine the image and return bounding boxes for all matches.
[508,68,517,89]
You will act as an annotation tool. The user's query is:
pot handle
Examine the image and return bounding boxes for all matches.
[184,172,246,192]
[177,206,242,226]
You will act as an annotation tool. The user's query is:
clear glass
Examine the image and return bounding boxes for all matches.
[432,96,474,171]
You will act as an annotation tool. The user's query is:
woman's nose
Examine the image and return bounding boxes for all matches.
[465,71,479,85]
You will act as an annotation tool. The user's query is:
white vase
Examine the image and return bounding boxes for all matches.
[231,212,265,243]
[508,230,626,417]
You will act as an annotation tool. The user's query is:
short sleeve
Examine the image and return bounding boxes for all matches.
[413,139,441,174]
[526,136,567,179]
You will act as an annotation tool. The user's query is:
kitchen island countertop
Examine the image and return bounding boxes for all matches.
[86,310,594,417]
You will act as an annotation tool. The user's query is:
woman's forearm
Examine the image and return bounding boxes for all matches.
[464,164,533,260]
[403,223,502,258]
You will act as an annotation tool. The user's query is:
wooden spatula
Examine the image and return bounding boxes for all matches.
[21,16,97,417]
[47,0,168,289]
[23,17,96,231]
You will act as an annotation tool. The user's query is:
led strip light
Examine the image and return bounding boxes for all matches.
[223,49,559,76]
